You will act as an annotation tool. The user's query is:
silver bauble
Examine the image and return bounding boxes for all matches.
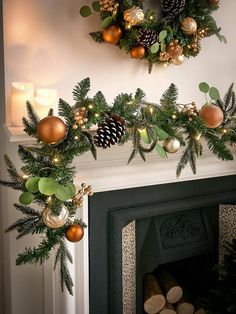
[42,206,69,229]
[163,138,181,153]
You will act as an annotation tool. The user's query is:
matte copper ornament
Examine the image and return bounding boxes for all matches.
[124,6,144,26]
[65,224,84,242]
[42,206,69,229]
[181,17,197,35]
[167,40,183,59]
[102,25,122,44]
[163,138,181,153]
[208,0,219,5]
[37,116,67,144]
[199,103,224,128]
[172,54,184,65]
[130,46,145,59]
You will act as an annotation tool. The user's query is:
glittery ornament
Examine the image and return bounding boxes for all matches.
[181,17,197,35]
[42,206,69,229]
[124,6,144,26]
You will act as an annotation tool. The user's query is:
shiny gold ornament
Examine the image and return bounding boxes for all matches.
[73,107,88,128]
[37,116,67,144]
[73,183,93,208]
[124,6,144,26]
[130,46,145,59]
[167,40,183,59]
[172,54,184,65]
[199,103,224,128]
[99,0,117,12]
[181,17,197,35]
[42,206,69,229]
[102,25,122,44]
[65,224,84,242]
[163,138,181,154]
[159,52,170,62]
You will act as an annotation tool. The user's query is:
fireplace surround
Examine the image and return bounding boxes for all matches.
[89,175,236,314]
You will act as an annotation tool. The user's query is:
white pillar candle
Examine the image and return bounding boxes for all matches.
[11,82,34,127]
[34,89,58,119]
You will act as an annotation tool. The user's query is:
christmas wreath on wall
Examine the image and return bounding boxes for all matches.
[80,0,225,72]
[1,78,236,295]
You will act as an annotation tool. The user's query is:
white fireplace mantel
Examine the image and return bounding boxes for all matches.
[42,142,236,314]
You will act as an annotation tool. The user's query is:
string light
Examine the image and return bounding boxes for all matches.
[52,157,60,164]
[74,135,79,140]
[22,174,30,179]
[172,114,177,120]
[195,133,201,141]
[46,196,52,204]
[222,128,228,134]
[88,104,94,109]
[149,107,154,114]
[95,113,100,118]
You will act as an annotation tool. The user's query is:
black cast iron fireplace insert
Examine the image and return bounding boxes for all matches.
[89,175,236,314]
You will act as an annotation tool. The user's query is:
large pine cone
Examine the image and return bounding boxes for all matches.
[99,0,117,12]
[93,115,125,149]
[137,29,157,48]
[161,0,186,18]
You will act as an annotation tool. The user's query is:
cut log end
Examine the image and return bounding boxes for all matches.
[166,286,183,304]
[194,309,207,314]
[160,310,177,314]
[176,302,195,314]
[144,294,166,314]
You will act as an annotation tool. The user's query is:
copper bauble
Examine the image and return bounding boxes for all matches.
[130,46,145,59]
[37,116,67,144]
[181,17,197,35]
[172,54,184,65]
[208,0,220,5]
[124,6,144,26]
[163,138,181,154]
[65,224,84,242]
[42,206,69,229]
[167,42,183,59]
[199,103,224,128]
[102,25,122,44]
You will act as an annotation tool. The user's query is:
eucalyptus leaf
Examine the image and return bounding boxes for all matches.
[140,129,151,144]
[199,82,209,93]
[159,30,167,42]
[209,87,220,101]
[92,1,100,12]
[153,126,169,140]
[160,41,166,52]
[55,183,76,201]
[80,6,92,17]
[155,144,167,158]
[38,178,59,196]
[25,177,40,193]
[150,42,159,54]
[19,192,34,205]
[101,16,113,28]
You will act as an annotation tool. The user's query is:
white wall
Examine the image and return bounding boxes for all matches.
[1,1,236,314]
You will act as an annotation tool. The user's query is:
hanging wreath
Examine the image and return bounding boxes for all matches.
[1,78,236,295]
[80,0,225,72]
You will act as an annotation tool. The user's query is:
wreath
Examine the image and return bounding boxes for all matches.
[1,78,236,295]
[80,0,225,72]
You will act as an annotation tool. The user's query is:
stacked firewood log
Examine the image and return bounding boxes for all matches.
[143,270,207,314]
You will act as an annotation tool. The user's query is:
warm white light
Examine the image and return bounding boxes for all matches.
[11,82,34,127]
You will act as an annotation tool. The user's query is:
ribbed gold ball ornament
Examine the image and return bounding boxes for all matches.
[172,54,184,65]
[42,206,69,229]
[37,116,67,144]
[124,6,144,26]
[163,138,181,153]
[181,17,197,35]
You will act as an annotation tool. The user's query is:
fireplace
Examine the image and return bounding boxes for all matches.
[88,175,236,314]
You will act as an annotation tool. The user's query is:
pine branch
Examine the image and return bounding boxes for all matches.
[160,84,178,109]
[82,131,97,160]
[22,102,40,136]
[58,99,74,124]
[14,204,41,216]
[73,78,90,102]
[176,137,196,177]
[89,31,104,43]
[203,132,233,161]
[134,88,146,103]
[92,91,109,113]
[0,155,24,190]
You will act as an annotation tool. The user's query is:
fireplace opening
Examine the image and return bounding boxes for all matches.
[89,175,236,314]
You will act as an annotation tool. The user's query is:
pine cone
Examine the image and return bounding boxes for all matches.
[93,115,125,149]
[137,29,157,48]
[99,0,117,12]
[161,0,186,18]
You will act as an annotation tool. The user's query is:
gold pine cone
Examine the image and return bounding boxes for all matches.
[124,6,144,26]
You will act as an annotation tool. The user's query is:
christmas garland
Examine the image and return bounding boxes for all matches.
[1,78,236,295]
[80,0,226,72]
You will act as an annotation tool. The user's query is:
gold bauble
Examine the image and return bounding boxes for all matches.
[172,54,184,65]
[99,0,117,12]
[65,224,84,242]
[199,103,224,128]
[102,25,122,44]
[37,116,67,144]
[181,17,197,35]
[124,6,144,26]
[42,206,69,229]
[130,46,145,59]
[167,41,183,59]
[163,138,181,154]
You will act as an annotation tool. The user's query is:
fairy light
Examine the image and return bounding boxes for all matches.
[195,133,201,141]
[149,107,154,114]
[172,114,177,120]
[95,113,100,118]
[22,174,30,179]
[46,196,52,204]
[88,104,94,109]
[52,157,60,164]
[222,128,228,134]
[74,135,79,140]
